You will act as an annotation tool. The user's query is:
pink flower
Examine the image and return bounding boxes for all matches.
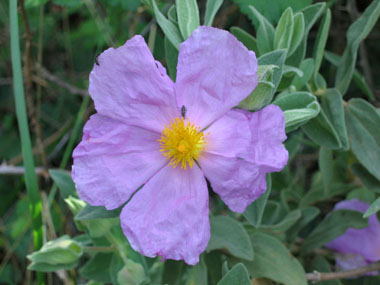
[325,199,380,275]
[72,26,288,265]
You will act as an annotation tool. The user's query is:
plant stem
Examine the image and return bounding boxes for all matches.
[306,261,380,281]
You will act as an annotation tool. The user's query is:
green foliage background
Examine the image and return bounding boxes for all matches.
[1,0,380,284]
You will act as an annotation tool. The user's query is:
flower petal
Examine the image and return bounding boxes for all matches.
[199,153,266,213]
[198,106,287,213]
[72,114,167,210]
[325,199,380,262]
[247,105,288,171]
[90,35,178,133]
[334,253,377,276]
[120,164,209,265]
[175,26,258,129]
[203,110,251,158]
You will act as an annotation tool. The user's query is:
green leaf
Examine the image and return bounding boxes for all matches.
[176,0,199,39]
[288,12,305,56]
[232,0,311,25]
[291,58,314,90]
[117,260,147,285]
[313,72,327,91]
[302,108,341,149]
[300,2,326,34]
[288,207,320,242]
[246,64,281,110]
[248,5,275,55]
[313,8,331,79]
[273,91,320,131]
[240,51,286,111]
[286,2,325,67]
[261,209,301,234]
[256,65,278,81]
[321,88,349,150]
[80,253,114,283]
[87,218,119,238]
[186,256,208,285]
[352,72,376,102]
[204,252,223,284]
[230,26,258,53]
[64,196,86,216]
[275,90,309,109]
[109,254,124,284]
[319,147,333,196]
[204,0,223,26]
[335,0,380,94]
[243,174,271,228]
[347,187,375,204]
[364,197,380,218]
[49,169,77,199]
[207,215,254,261]
[239,81,274,111]
[351,163,380,193]
[221,261,229,277]
[324,51,375,101]
[151,0,183,50]
[284,107,320,132]
[301,209,368,254]
[76,204,122,220]
[10,0,43,255]
[25,0,48,7]
[274,7,294,51]
[217,263,250,285]
[345,99,380,181]
[164,36,178,81]
[243,231,307,285]
[28,260,78,272]
[27,235,83,268]
[300,183,354,207]
[167,5,177,23]
[162,260,185,285]
[283,65,304,78]
[260,201,284,226]
[258,49,287,92]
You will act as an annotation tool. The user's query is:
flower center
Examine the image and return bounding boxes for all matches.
[158,117,206,169]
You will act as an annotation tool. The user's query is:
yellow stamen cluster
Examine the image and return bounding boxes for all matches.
[159,117,206,169]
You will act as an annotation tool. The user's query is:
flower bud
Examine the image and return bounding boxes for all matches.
[27,235,83,270]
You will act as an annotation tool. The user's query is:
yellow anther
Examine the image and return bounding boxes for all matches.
[158,117,206,169]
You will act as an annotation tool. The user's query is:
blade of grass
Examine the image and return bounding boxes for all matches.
[10,0,44,281]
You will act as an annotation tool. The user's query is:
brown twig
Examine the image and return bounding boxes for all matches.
[306,261,380,281]
[38,66,89,97]
[0,163,49,177]
[8,118,73,165]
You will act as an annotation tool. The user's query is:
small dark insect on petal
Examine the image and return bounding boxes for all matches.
[94,54,100,66]
[181,105,187,119]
